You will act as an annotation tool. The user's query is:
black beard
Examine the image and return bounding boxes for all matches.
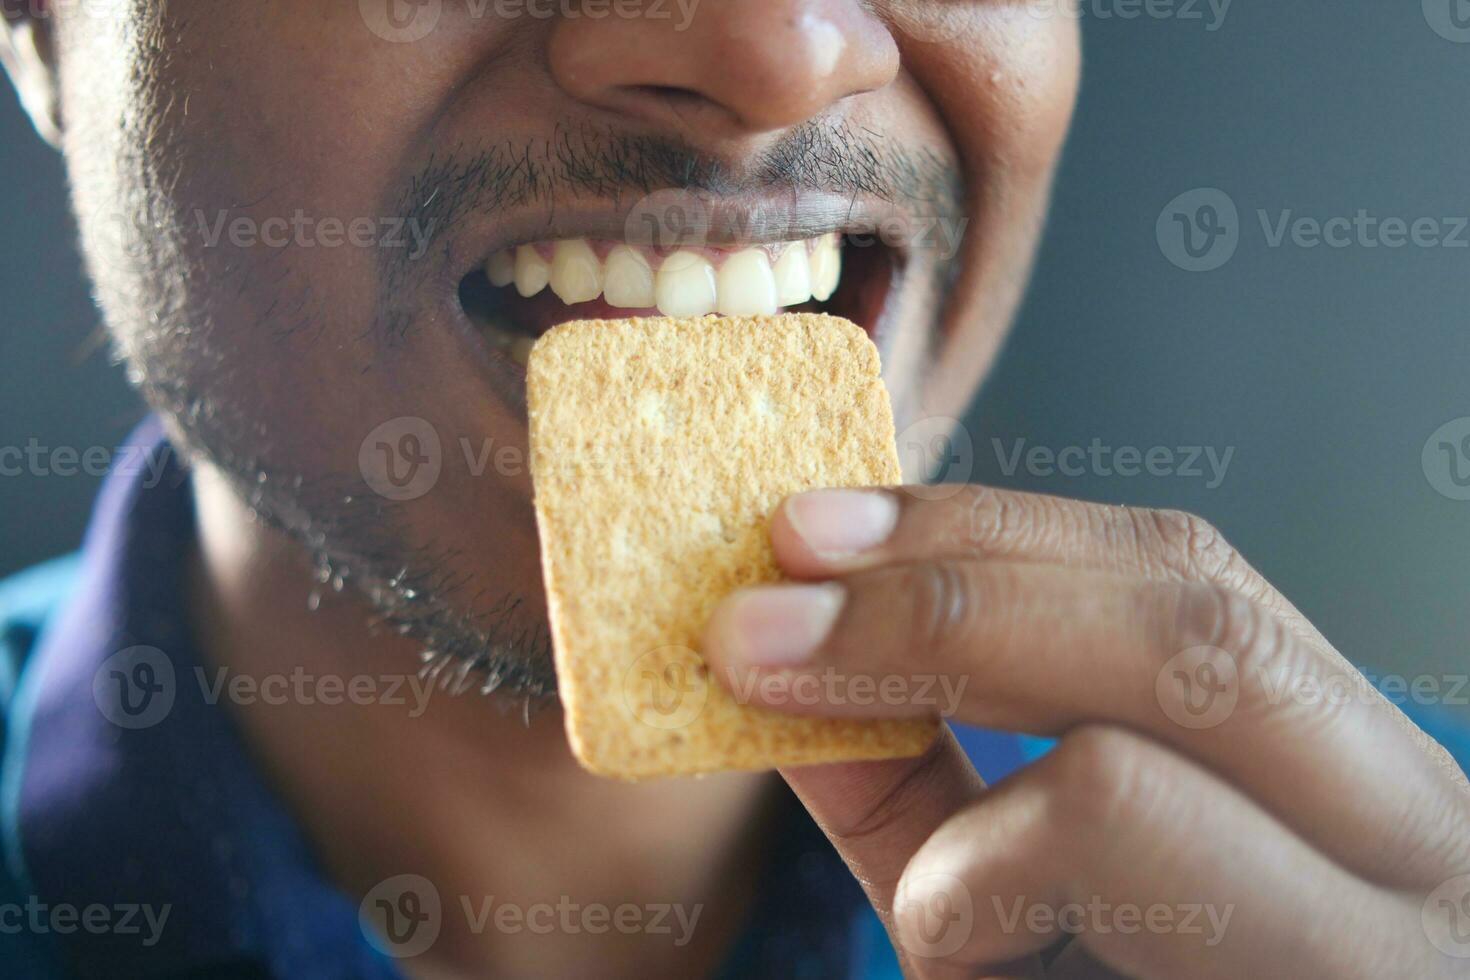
[164,413,560,706]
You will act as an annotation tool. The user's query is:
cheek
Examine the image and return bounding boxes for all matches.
[934,10,1080,195]
[55,4,550,612]
[990,16,1080,181]
[134,4,451,319]
[888,11,1079,416]
[62,4,502,467]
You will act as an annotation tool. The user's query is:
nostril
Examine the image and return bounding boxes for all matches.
[636,85,698,103]
[595,82,745,134]
[550,3,898,137]
[626,84,721,116]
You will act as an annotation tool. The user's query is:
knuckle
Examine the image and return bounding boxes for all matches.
[960,485,1034,555]
[891,859,987,978]
[901,560,978,657]
[1169,580,1269,660]
[1135,507,1254,591]
[1168,581,1330,726]
[1047,726,1169,838]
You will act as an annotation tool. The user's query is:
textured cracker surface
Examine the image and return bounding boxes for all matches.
[528,313,939,779]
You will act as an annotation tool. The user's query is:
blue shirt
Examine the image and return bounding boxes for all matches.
[0,419,1039,979]
[0,419,1465,979]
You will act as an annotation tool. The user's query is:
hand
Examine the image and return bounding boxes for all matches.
[702,485,1470,979]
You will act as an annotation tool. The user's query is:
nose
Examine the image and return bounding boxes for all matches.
[548,0,899,136]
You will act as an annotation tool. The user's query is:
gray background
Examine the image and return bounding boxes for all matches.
[3,4,1468,719]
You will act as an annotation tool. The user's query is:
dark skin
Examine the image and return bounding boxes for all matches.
[4,2,1468,977]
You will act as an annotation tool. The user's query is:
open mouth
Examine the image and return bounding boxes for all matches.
[459,234,897,367]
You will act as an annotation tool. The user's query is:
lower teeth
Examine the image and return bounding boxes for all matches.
[482,315,536,366]
[509,336,535,366]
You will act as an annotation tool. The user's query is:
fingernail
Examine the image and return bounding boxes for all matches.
[784,490,899,560]
[707,583,845,668]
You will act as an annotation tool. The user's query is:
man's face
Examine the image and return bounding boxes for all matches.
[40,0,1077,696]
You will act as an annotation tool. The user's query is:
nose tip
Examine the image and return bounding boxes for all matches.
[548,1,898,136]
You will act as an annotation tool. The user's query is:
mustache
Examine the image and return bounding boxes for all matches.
[390,120,964,253]
[373,120,964,340]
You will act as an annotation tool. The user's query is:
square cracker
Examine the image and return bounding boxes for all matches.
[528,313,939,779]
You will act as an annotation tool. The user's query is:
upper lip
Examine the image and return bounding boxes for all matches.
[443,188,913,284]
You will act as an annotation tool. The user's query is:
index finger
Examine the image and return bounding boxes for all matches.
[769,484,1329,649]
[770,483,1466,819]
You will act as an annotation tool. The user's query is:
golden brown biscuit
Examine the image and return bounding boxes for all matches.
[528,313,939,779]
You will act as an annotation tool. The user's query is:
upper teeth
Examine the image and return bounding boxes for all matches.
[485,236,842,318]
